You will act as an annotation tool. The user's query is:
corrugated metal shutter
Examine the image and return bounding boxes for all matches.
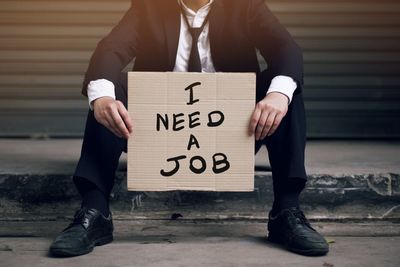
[0,0,399,138]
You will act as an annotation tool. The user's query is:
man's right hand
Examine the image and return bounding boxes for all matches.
[93,97,133,139]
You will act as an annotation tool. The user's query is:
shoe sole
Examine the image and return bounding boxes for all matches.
[289,246,329,256]
[268,235,329,256]
[50,234,113,257]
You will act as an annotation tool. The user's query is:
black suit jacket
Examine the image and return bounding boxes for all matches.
[82,0,303,99]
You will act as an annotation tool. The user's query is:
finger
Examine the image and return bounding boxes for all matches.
[98,116,111,130]
[249,106,262,135]
[104,111,124,138]
[109,107,130,139]
[97,113,116,135]
[261,112,277,139]
[267,113,284,136]
[95,108,115,134]
[256,110,270,140]
[117,101,133,133]
[106,117,123,138]
[110,107,129,138]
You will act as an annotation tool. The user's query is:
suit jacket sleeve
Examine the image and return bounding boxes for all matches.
[81,0,142,96]
[248,0,304,91]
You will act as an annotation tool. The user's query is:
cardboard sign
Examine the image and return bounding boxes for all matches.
[127,72,255,191]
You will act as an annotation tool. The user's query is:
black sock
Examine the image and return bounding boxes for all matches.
[81,188,110,217]
[76,177,110,217]
[271,178,305,217]
[271,191,300,216]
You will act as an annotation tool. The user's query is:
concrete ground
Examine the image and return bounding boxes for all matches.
[1,220,400,267]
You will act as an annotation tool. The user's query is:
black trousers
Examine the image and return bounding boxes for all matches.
[73,72,308,197]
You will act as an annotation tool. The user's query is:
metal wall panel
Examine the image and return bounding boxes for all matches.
[0,0,399,138]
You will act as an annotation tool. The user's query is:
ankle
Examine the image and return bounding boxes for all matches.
[81,188,110,217]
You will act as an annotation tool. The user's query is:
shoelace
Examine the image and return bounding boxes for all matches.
[290,209,315,231]
[63,207,94,231]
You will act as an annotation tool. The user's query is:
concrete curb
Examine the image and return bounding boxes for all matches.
[1,172,399,221]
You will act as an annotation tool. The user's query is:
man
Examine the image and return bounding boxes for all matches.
[50,0,329,257]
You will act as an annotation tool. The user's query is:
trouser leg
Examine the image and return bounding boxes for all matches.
[73,73,128,197]
[255,91,308,212]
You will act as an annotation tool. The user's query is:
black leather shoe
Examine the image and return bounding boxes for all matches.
[267,207,329,256]
[49,207,113,257]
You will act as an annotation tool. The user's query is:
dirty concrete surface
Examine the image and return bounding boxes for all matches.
[0,220,400,267]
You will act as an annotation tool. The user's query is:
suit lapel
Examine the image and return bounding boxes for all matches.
[209,0,225,69]
[163,0,181,71]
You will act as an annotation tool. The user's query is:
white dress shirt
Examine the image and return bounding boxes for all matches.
[87,0,297,109]
[173,0,216,73]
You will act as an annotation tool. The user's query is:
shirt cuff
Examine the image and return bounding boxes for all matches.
[87,79,116,110]
[266,75,298,104]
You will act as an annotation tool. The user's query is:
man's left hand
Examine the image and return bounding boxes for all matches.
[249,92,289,140]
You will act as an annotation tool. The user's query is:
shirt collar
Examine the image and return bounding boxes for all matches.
[178,0,214,17]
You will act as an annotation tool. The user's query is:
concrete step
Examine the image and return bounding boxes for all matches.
[0,139,399,221]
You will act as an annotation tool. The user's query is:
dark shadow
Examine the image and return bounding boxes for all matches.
[244,235,284,251]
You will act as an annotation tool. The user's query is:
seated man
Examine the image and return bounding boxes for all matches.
[49,0,329,257]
